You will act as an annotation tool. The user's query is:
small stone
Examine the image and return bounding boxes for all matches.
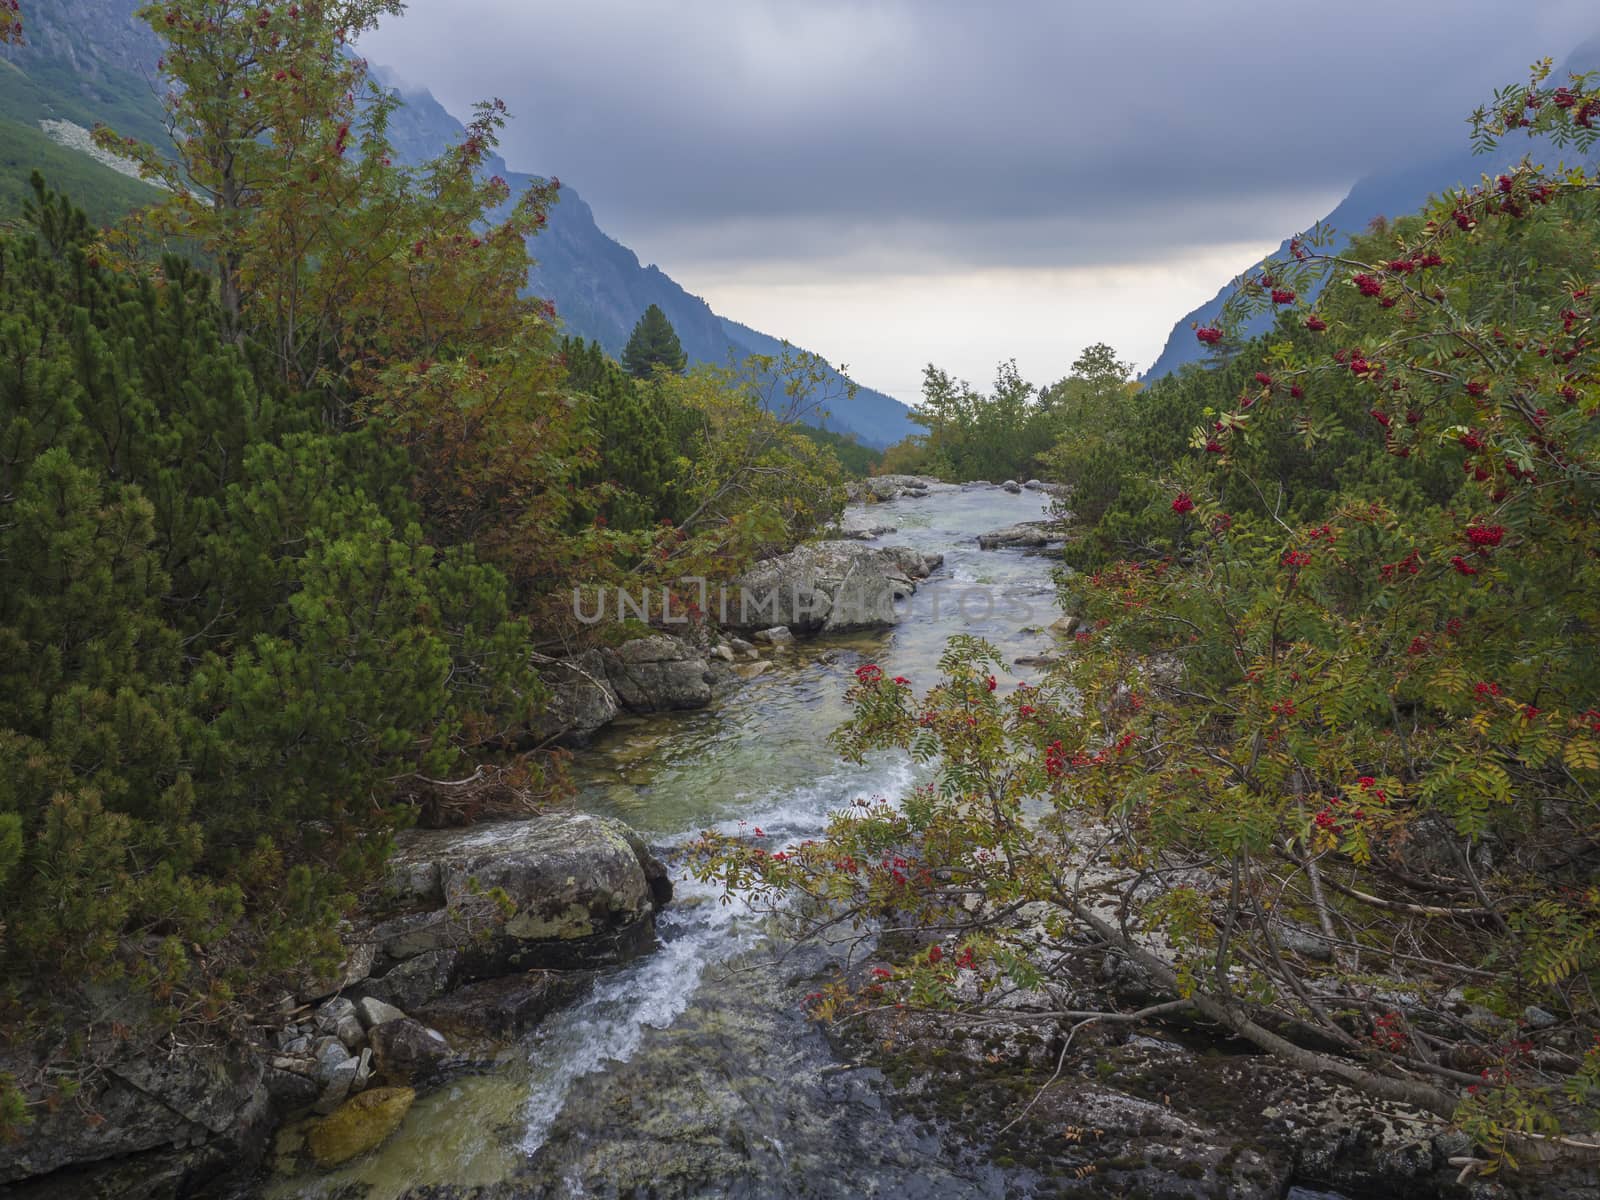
[351,1047,373,1093]
[277,1032,311,1054]
[313,1057,359,1115]
[1278,927,1334,961]
[710,644,734,662]
[753,626,793,645]
[314,997,357,1033]
[313,1037,349,1074]
[334,1014,366,1051]
[305,1087,416,1167]
[356,997,407,1029]
[735,661,773,680]
[1002,480,1021,493]
[1012,654,1060,668]
[1523,1005,1558,1029]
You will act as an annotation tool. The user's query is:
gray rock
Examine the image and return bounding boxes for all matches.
[382,812,666,975]
[1001,479,1022,493]
[335,1015,365,1051]
[368,908,467,960]
[356,997,408,1029]
[351,1047,374,1093]
[735,660,774,680]
[977,521,1064,550]
[603,634,713,712]
[728,542,932,635]
[846,474,943,503]
[313,1056,359,1115]
[523,649,620,746]
[710,643,734,662]
[1278,926,1335,961]
[367,1019,452,1085]
[752,626,793,645]
[1524,1004,1559,1029]
[0,1024,273,1189]
[726,637,756,658]
[356,948,461,1011]
[314,997,357,1030]
[312,998,365,1050]
[832,523,898,541]
[264,1064,320,1109]
[1013,653,1062,668]
[1049,614,1082,636]
[1023,478,1045,490]
[312,1037,350,1079]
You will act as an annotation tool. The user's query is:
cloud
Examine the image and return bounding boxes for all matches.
[357,1,1598,390]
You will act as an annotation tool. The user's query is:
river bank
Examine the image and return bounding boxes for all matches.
[6,481,1589,1199]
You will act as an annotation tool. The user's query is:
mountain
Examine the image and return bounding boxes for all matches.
[0,2,919,448]
[1144,34,1600,382]
[375,76,919,448]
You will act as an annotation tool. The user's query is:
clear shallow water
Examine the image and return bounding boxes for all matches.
[272,487,1074,1199]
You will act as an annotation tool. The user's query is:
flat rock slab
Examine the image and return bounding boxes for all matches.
[378,812,669,977]
[977,521,1065,550]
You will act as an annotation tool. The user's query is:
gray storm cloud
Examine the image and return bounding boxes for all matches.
[359,0,1596,270]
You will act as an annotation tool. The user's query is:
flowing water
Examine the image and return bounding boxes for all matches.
[269,485,1069,1199]
[267,488,1348,1199]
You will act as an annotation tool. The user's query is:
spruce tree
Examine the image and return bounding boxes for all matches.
[621,304,688,378]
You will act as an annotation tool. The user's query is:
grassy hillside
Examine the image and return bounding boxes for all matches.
[0,115,159,226]
[0,44,164,228]
[0,53,167,147]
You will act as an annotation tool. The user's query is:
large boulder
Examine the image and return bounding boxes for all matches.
[523,649,619,746]
[726,542,942,635]
[977,521,1065,550]
[0,1033,267,1188]
[367,812,671,988]
[365,1020,451,1086]
[303,1086,415,1168]
[602,635,713,712]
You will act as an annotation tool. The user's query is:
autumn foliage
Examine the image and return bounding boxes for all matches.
[699,62,1600,1170]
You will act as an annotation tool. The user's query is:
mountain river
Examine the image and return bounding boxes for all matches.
[267,485,1347,1200]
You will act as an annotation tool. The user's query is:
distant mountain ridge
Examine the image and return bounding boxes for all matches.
[1144,34,1600,382]
[2,1,920,448]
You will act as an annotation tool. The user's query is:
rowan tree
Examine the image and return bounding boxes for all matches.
[696,63,1600,1176]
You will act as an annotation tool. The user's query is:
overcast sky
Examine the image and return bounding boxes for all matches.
[361,1,1596,402]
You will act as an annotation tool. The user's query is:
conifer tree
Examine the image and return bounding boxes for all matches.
[621,304,688,377]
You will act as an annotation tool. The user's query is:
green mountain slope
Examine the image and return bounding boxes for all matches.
[0,112,159,225]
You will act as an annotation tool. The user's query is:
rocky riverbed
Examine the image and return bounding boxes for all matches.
[5,481,1590,1199]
